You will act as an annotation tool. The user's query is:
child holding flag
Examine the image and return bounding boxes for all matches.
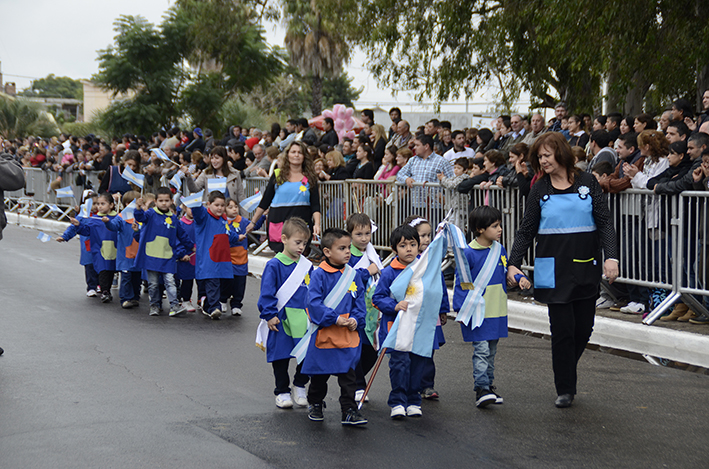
[223,198,249,316]
[56,190,98,297]
[453,206,530,408]
[257,217,312,409]
[302,228,367,425]
[104,191,142,308]
[176,204,199,312]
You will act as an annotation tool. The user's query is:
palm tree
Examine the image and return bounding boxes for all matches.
[283,0,349,116]
[0,95,58,139]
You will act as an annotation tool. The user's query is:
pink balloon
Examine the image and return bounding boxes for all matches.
[322,110,334,118]
[345,130,356,139]
[344,108,354,119]
[334,120,345,131]
[344,117,354,129]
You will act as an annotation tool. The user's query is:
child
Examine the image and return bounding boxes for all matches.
[190,190,240,319]
[592,161,614,182]
[346,213,382,402]
[372,224,427,418]
[454,206,530,408]
[134,187,193,317]
[257,217,312,408]
[71,193,119,303]
[303,228,367,425]
[104,191,142,308]
[56,190,98,297]
[405,216,449,401]
[175,204,199,312]
[437,157,470,230]
[224,198,249,316]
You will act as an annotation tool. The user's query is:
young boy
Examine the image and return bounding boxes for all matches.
[134,187,193,317]
[346,213,382,402]
[104,191,142,309]
[454,206,530,408]
[437,157,471,229]
[372,224,427,419]
[192,191,241,320]
[303,228,367,425]
[223,199,249,316]
[175,204,198,312]
[56,190,98,297]
[257,217,312,408]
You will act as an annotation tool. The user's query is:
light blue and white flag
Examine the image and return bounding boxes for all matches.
[121,167,145,188]
[207,176,227,194]
[151,148,171,163]
[48,204,63,214]
[445,223,474,290]
[380,231,447,357]
[120,200,136,220]
[180,190,204,208]
[240,192,262,212]
[55,186,75,199]
[37,232,52,243]
[78,198,93,218]
[455,240,502,328]
[169,172,183,190]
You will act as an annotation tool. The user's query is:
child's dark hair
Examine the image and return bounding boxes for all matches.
[208,190,225,203]
[404,215,430,229]
[454,157,469,170]
[156,187,172,197]
[390,224,419,251]
[470,157,484,171]
[226,198,238,206]
[592,161,614,177]
[321,228,351,250]
[98,192,115,208]
[122,190,140,206]
[346,213,371,233]
[282,217,311,239]
[469,205,502,236]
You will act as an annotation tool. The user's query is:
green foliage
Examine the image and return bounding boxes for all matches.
[19,74,83,100]
[0,96,59,139]
[61,121,106,139]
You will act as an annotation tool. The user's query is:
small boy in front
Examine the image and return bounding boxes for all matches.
[372,224,427,419]
[223,198,249,316]
[303,228,367,425]
[257,217,312,409]
[134,187,193,317]
[104,190,142,309]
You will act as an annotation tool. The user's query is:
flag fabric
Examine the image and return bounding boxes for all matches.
[37,232,52,243]
[380,231,447,357]
[255,319,269,352]
[180,190,204,208]
[291,323,318,364]
[120,200,136,220]
[445,223,474,290]
[151,148,171,163]
[78,198,93,218]
[240,192,262,212]
[121,167,145,189]
[48,204,63,214]
[207,177,227,194]
[169,172,183,190]
[55,186,75,199]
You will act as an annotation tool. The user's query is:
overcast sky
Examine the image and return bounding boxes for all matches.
[0,0,523,115]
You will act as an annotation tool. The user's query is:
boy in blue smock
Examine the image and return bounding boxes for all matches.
[372,224,428,419]
[134,187,193,317]
[176,204,199,313]
[224,198,249,316]
[303,228,367,426]
[104,190,142,309]
[56,190,98,297]
[453,206,530,408]
[257,217,312,409]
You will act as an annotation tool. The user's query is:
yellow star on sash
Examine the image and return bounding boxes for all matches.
[304,273,310,285]
[348,282,357,293]
[501,255,507,267]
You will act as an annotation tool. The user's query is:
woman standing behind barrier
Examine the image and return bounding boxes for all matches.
[98,150,142,195]
[183,146,247,217]
[507,132,619,408]
[245,141,321,253]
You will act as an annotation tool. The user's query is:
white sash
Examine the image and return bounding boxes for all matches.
[353,243,384,271]
[456,241,502,328]
[275,255,311,311]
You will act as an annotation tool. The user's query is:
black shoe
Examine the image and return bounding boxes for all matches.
[490,385,504,405]
[555,394,574,408]
[308,403,324,421]
[689,314,709,325]
[0,346,4,356]
[475,388,496,408]
[341,408,368,426]
[101,293,112,303]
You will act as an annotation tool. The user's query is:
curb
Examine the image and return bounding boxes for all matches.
[6,213,69,234]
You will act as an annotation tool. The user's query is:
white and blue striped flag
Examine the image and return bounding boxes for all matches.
[120,200,136,220]
[78,198,93,218]
[169,172,183,190]
[240,192,262,212]
[207,177,227,194]
[121,167,145,188]
[180,190,204,208]
[37,232,52,243]
[48,204,63,214]
[55,186,75,199]
[151,148,171,163]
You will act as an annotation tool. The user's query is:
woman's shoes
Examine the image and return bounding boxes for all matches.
[555,394,574,408]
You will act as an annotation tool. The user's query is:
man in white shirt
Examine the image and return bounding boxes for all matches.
[443,130,475,162]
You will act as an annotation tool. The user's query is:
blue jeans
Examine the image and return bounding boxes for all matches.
[84,264,98,291]
[147,271,178,309]
[119,270,141,302]
[387,351,426,408]
[473,339,498,390]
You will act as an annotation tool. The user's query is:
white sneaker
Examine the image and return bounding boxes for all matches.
[390,405,406,419]
[620,301,645,314]
[86,289,97,297]
[183,300,196,313]
[231,307,242,316]
[595,295,614,309]
[210,309,222,320]
[220,302,228,313]
[355,389,370,402]
[292,386,308,407]
[276,393,293,408]
[406,405,422,417]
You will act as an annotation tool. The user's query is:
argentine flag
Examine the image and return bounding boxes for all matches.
[208,177,227,194]
[151,148,171,163]
[169,172,183,190]
[180,190,204,208]
[48,204,63,214]
[240,192,262,212]
[380,231,447,357]
[37,232,52,243]
[121,167,145,189]
[120,200,136,220]
[78,198,93,218]
[55,186,75,199]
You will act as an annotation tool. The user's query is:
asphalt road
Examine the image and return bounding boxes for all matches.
[1,224,708,468]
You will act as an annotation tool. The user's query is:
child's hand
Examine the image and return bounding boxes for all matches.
[395,300,408,312]
[439,313,448,326]
[101,216,109,223]
[238,234,246,241]
[135,197,145,210]
[56,237,65,242]
[267,316,280,331]
[336,316,349,327]
[69,217,79,226]
[347,318,358,331]
[519,277,532,290]
[132,222,139,232]
[180,255,190,262]
[367,263,380,276]
[436,172,445,181]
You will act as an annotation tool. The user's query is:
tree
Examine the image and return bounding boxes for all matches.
[19,74,83,100]
[0,96,59,139]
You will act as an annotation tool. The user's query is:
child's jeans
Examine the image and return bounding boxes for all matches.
[147,271,178,308]
[84,264,98,291]
[220,275,247,308]
[473,339,498,390]
[388,351,426,408]
[119,270,141,302]
[271,358,309,395]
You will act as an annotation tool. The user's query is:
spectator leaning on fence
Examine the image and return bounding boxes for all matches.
[183,146,247,217]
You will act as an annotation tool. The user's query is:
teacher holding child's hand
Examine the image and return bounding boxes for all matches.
[506,132,618,409]
[246,141,321,253]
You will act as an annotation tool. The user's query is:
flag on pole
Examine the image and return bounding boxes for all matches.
[47,204,63,214]
[169,172,183,190]
[120,200,136,220]
[180,190,204,208]
[55,186,74,199]
[121,167,145,188]
[444,223,474,290]
[380,231,447,357]
[151,148,171,163]
[37,232,52,243]
[207,177,227,194]
[78,198,93,218]
[240,192,262,212]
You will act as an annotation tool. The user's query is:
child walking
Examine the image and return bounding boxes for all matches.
[303,228,367,425]
[176,204,198,312]
[223,198,249,316]
[104,190,142,309]
[258,217,312,408]
[56,190,98,297]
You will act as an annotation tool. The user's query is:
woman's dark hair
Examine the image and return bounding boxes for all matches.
[271,123,281,138]
[207,145,232,175]
[477,128,494,146]
[123,150,141,172]
[594,115,607,127]
[529,132,578,182]
[622,116,634,131]
[669,140,688,156]
[634,113,656,131]
[279,141,317,186]
[569,114,584,130]
[358,145,374,162]
[390,224,419,251]
[483,149,506,168]
[509,142,529,161]
[469,205,502,236]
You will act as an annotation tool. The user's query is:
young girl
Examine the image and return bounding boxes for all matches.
[374,145,401,182]
[71,193,119,303]
[104,191,142,309]
[404,216,448,400]
[56,190,98,297]
[224,199,249,316]
[353,145,375,180]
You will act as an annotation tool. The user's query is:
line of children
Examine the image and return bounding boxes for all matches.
[104,191,141,309]
[223,198,250,316]
[57,190,98,297]
[176,204,199,313]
